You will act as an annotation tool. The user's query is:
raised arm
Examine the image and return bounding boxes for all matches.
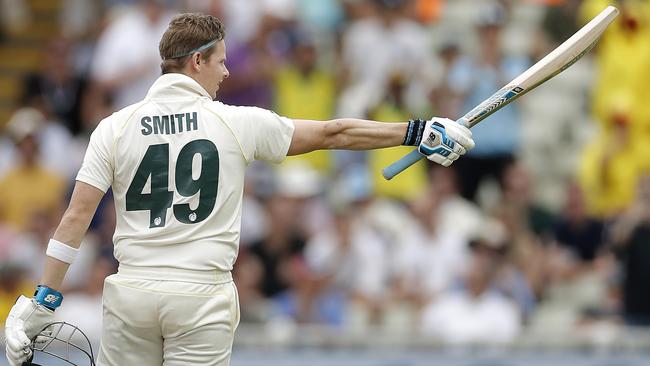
[287,118,407,155]
[287,117,475,167]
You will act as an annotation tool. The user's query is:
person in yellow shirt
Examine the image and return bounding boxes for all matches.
[368,74,428,201]
[578,0,650,216]
[274,33,337,172]
[0,109,66,232]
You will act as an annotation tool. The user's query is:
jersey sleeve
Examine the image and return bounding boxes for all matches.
[76,118,114,192]
[216,104,295,164]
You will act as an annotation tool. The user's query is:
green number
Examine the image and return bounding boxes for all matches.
[126,140,220,228]
[126,144,173,228]
[173,140,219,224]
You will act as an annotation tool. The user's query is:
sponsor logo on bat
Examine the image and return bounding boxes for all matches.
[467,87,524,124]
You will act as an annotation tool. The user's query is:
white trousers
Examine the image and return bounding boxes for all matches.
[97,268,240,366]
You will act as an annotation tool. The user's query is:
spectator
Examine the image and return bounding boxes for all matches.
[529,181,612,333]
[494,162,550,299]
[274,30,337,173]
[0,109,66,232]
[21,36,90,136]
[246,164,322,298]
[579,110,640,219]
[428,38,463,119]
[420,224,521,344]
[578,0,650,217]
[394,185,469,310]
[554,181,606,263]
[303,189,388,327]
[233,252,270,323]
[88,0,175,113]
[338,0,435,117]
[429,164,484,243]
[324,166,426,328]
[246,193,308,298]
[367,73,428,201]
[448,2,529,202]
[217,3,300,109]
[609,175,650,326]
[214,24,275,109]
[1,107,78,180]
[500,160,556,242]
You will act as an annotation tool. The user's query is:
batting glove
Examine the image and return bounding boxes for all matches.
[418,117,474,167]
[5,289,60,366]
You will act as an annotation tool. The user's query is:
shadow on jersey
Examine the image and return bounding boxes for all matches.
[22,322,96,366]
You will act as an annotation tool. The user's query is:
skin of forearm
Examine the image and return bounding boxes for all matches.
[39,183,103,290]
[40,257,71,290]
[39,207,94,290]
[323,118,407,150]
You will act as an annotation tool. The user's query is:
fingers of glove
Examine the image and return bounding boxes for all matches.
[6,346,32,366]
[426,153,452,167]
[5,324,31,352]
[451,142,466,156]
[6,355,23,366]
[7,342,31,358]
[6,339,32,365]
[427,117,474,153]
[446,123,475,151]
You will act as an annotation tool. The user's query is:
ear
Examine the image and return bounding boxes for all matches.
[190,52,202,71]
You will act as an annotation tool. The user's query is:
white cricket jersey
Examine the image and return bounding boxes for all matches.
[76,73,294,274]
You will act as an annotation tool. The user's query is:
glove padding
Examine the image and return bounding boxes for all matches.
[5,296,54,366]
[418,117,475,167]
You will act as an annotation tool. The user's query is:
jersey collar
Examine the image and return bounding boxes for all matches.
[146,73,212,99]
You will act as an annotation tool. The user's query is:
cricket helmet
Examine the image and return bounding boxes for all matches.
[23,322,96,366]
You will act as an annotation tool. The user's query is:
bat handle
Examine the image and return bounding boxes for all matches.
[381,149,424,180]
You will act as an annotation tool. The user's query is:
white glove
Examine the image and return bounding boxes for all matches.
[418,117,475,167]
[5,296,54,366]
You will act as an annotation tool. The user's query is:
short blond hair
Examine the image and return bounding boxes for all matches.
[159,13,225,74]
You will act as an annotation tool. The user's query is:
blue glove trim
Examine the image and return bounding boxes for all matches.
[419,145,452,157]
[419,121,455,156]
[34,285,63,310]
[431,122,455,149]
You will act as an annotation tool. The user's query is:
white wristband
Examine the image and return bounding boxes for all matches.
[46,239,79,264]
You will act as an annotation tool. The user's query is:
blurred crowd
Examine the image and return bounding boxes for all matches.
[1,0,650,347]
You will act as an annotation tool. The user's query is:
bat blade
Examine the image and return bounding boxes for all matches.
[382,6,619,180]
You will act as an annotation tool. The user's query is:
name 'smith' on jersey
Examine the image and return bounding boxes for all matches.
[76,73,294,276]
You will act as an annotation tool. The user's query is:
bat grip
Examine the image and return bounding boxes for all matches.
[381,149,424,180]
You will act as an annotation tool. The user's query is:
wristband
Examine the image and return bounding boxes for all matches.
[403,119,426,146]
[34,285,63,310]
[46,238,79,264]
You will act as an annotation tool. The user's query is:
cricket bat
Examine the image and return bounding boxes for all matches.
[382,6,619,180]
